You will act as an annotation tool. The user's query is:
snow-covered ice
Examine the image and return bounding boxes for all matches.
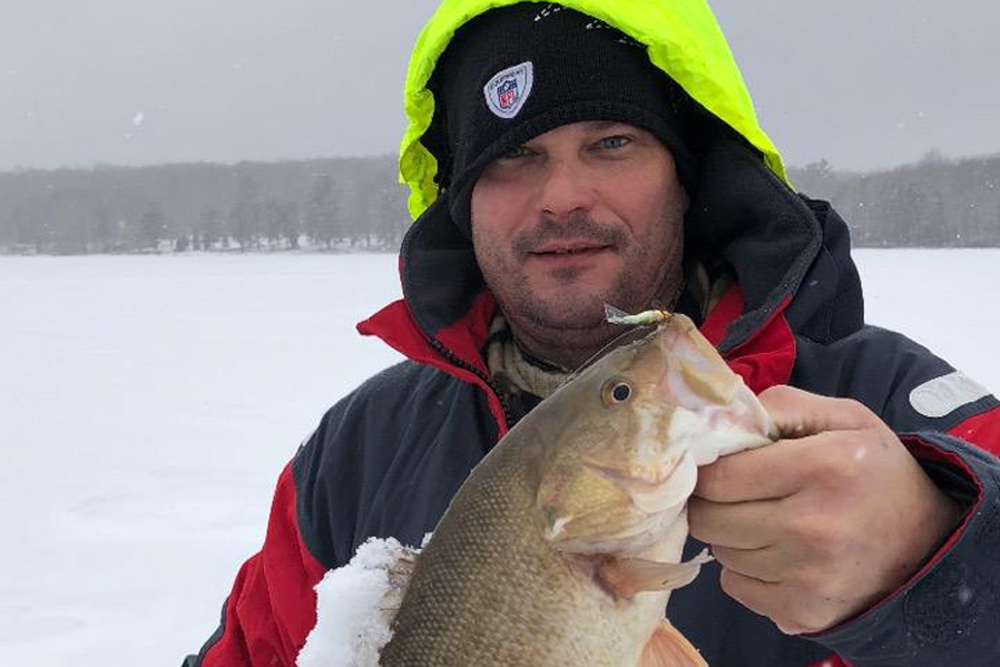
[0,249,997,666]
[0,254,402,666]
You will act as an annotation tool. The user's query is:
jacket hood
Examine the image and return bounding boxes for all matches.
[399,0,789,220]
[362,0,864,372]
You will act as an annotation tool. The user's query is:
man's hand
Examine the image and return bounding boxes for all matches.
[688,385,965,635]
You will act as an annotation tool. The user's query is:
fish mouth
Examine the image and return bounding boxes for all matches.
[542,451,698,555]
[587,450,696,515]
[587,456,682,489]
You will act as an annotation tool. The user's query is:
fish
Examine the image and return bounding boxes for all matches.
[378,313,777,666]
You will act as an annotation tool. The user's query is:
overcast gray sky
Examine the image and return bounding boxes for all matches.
[1,0,996,172]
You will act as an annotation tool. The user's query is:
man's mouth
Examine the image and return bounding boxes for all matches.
[529,243,612,257]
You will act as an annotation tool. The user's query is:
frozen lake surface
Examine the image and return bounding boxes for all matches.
[1,250,998,665]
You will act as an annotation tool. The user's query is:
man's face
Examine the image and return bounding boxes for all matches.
[471,120,689,339]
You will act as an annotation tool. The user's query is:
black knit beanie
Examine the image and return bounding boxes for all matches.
[424,2,702,235]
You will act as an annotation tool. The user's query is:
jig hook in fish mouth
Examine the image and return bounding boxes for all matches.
[604,303,676,327]
[567,307,668,378]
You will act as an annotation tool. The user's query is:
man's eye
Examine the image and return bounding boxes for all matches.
[500,145,532,160]
[597,135,631,150]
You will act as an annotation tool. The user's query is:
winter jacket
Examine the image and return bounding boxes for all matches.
[185,1,1000,665]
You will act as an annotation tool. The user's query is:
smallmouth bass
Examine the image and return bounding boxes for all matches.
[380,314,776,666]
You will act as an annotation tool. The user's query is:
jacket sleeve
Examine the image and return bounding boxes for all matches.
[794,328,1000,665]
[182,457,330,667]
[182,362,433,667]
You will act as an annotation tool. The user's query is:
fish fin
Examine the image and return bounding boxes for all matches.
[377,548,419,625]
[599,550,712,599]
[638,620,708,667]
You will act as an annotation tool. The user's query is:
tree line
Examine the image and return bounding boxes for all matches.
[0,156,409,255]
[1,150,998,255]
[789,150,1000,247]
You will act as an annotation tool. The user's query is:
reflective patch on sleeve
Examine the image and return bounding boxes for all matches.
[909,371,992,419]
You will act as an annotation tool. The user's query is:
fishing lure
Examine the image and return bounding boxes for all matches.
[604,304,675,327]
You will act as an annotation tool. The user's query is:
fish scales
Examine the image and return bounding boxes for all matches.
[382,429,661,665]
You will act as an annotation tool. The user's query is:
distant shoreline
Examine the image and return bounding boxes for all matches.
[3,152,999,254]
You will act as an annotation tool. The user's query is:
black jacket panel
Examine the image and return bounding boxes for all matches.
[293,360,499,570]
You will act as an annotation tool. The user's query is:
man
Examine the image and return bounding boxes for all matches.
[185,1,1000,665]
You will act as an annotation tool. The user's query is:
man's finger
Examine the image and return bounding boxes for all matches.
[758,385,877,439]
[696,438,802,502]
[694,418,891,503]
[687,496,782,549]
[718,570,811,635]
[711,544,786,584]
[717,568,780,620]
[694,430,853,502]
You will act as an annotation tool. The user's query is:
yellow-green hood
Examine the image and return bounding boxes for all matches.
[399,0,788,220]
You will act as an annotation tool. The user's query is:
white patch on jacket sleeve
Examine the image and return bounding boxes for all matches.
[297,536,421,667]
[483,61,533,119]
[909,370,991,419]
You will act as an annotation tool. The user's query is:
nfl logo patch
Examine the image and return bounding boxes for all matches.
[484,61,534,119]
[498,80,518,110]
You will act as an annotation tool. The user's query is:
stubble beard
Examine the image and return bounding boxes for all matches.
[476,212,684,367]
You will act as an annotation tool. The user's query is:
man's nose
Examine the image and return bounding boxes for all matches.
[537,158,596,220]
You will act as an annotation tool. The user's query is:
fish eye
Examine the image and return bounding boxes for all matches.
[612,383,632,402]
[602,379,633,405]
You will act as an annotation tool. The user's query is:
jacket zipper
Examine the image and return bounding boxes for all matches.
[428,337,514,431]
